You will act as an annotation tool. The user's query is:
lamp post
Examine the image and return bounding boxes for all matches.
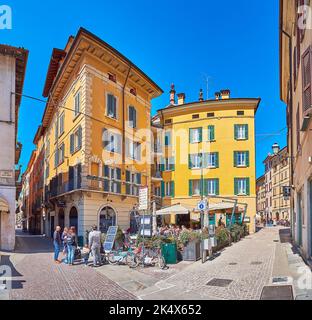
[272,143,281,222]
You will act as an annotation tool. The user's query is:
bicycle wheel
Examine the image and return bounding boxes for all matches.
[108,252,118,265]
[156,254,166,269]
[126,252,138,268]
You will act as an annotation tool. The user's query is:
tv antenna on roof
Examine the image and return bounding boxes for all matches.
[201,73,213,100]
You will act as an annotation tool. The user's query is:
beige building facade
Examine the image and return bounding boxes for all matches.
[280,0,312,259]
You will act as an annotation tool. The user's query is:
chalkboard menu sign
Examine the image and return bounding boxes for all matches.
[103,226,118,252]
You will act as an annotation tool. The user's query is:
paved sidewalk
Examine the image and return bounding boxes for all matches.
[0,232,136,300]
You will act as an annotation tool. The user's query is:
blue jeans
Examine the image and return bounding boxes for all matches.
[54,242,60,261]
[67,245,75,264]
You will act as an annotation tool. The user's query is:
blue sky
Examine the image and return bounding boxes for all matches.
[1,0,286,178]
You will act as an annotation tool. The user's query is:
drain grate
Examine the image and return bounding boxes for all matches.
[229,262,237,266]
[251,261,263,265]
[206,278,233,287]
[260,285,293,300]
[273,240,279,243]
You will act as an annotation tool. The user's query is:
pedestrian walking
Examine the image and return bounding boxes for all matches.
[53,226,62,263]
[66,226,78,265]
[61,227,69,263]
[88,225,102,267]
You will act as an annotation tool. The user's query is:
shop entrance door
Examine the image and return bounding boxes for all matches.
[297,192,303,247]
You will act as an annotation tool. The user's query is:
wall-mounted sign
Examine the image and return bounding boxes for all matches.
[243,216,251,223]
[0,170,14,178]
[139,187,148,211]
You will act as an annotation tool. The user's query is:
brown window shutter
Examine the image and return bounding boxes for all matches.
[302,46,312,114]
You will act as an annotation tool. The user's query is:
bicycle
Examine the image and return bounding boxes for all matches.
[131,244,166,270]
[106,241,137,267]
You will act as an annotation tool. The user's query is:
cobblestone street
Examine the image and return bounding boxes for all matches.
[0,232,136,300]
[1,227,311,300]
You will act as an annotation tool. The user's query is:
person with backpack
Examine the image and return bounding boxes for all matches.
[66,226,78,265]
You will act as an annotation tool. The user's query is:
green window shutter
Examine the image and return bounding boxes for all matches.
[234,151,237,167]
[78,126,82,149]
[188,155,192,169]
[215,152,219,168]
[189,129,192,143]
[211,126,215,141]
[203,179,208,196]
[160,157,165,172]
[170,157,175,171]
[234,178,238,195]
[208,125,215,141]
[199,128,203,142]
[171,181,175,198]
[215,179,220,195]
[246,151,250,167]
[161,181,165,197]
[189,180,193,196]
[234,124,238,140]
[245,125,249,140]
[70,134,74,154]
[246,178,250,195]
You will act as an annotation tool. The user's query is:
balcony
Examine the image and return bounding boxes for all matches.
[15,142,22,165]
[151,171,163,182]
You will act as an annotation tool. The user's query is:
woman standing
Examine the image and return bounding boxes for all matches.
[61,227,68,263]
[67,226,78,265]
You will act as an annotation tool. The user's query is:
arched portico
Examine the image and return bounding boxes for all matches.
[98,205,117,233]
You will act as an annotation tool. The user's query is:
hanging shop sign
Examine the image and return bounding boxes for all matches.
[138,187,148,211]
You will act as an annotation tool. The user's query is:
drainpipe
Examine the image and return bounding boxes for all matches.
[122,66,131,170]
[281,28,294,237]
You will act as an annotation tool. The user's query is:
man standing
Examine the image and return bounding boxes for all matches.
[53,226,62,263]
[88,225,102,267]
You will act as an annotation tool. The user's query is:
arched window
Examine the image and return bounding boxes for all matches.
[69,207,78,233]
[58,209,65,230]
[99,206,116,233]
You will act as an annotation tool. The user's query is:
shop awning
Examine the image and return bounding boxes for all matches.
[208,202,236,212]
[0,197,10,213]
[156,204,191,216]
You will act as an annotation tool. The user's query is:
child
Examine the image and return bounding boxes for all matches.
[81,244,90,266]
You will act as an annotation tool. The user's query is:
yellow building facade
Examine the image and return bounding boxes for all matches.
[152,88,260,232]
[36,28,162,240]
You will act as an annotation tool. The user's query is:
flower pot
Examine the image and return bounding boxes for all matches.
[182,240,201,261]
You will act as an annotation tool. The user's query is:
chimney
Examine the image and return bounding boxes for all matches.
[215,92,221,100]
[199,89,204,102]
[177,93,185,105]
[220,89,230,99]
[169,84,176,105]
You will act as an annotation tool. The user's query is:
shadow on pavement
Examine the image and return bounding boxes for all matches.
[14,235,54,254]
[0,255,25,290]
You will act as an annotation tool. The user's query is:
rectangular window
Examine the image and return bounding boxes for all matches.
[205,152,219,168]
[46,139,50,158]
[189,154,202,169]
[74,92,80,118]
[55,143,65,167]
[103,166,121,194]
[234,151,249,167]
[165,119,172,124]
[234,124,248,140]
[207,125,215,141]
[234,178,250,196]
[107,94,117,119]
[126,140,141,161]
[54,118,59,140]
[302,46,311,114]
[205,179,219,196]
[192,114,200,119]
[164,157,175,171]
[207,112,215,118]
[164,131,172,146]
[189,180,201,196]
[189,128,202,143]
[125,171,142,196]
[154,186,161,197]
[128,106,137,128]
[70,126,82,154]
[237,111,244,116]
[165,181,174,197]
[103,129,121,154]
[59,113,65,136]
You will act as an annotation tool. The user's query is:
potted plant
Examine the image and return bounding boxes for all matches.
[179,230,201,261]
